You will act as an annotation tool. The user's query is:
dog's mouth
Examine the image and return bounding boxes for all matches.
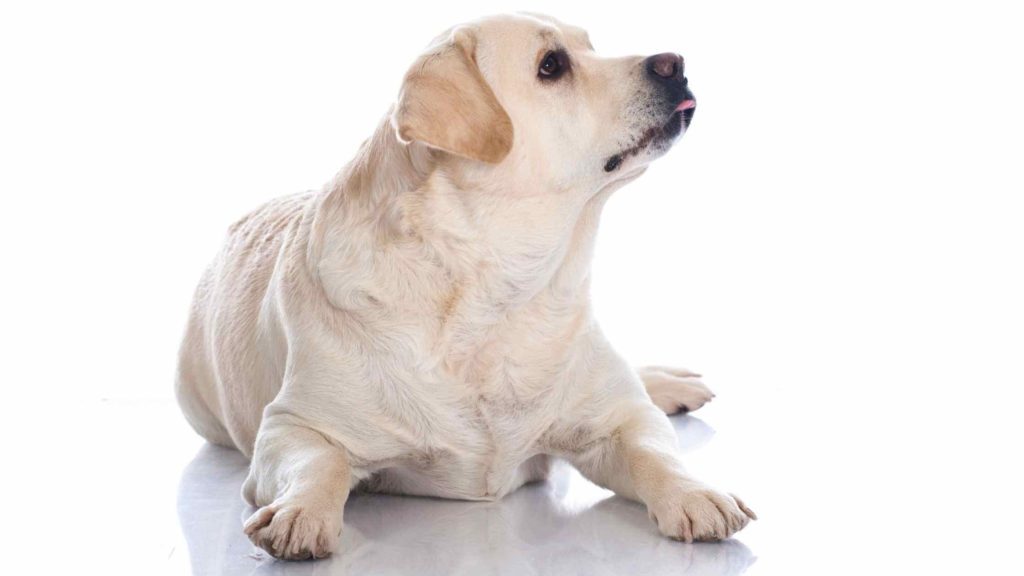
[604,93,696,173]
[667,98,697,136]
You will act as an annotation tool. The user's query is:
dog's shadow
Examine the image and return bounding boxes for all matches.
[176,415,756,576]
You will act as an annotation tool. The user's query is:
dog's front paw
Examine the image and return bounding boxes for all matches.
[648,484,756,542]
[637,366,715,414]
[243,500,342,560]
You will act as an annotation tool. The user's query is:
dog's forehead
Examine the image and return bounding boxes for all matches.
[524,13,593,50]
[475,13,592,52]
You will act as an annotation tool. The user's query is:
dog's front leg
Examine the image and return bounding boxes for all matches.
[569,401,756,542]
[241,409,351,559]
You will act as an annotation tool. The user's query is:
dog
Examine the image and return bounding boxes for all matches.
[175,12,755,560]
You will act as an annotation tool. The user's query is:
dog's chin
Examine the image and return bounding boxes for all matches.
[604,100,695,174]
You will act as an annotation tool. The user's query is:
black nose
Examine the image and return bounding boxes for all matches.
[646,53,684,80]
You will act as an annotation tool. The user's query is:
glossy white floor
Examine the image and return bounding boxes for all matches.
[15,388,1019,576]
[173,410,757,576]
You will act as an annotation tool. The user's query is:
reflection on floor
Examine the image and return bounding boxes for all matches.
[175,415,755,575]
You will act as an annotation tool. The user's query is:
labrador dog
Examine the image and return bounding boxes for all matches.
[175,12,755,560]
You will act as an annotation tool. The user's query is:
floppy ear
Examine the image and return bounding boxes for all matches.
[392,28,514,164]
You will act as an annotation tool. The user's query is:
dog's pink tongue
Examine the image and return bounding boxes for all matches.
[676,99,696,111]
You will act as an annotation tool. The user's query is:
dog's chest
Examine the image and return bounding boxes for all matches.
[389,351,569,500]
[356,214,590,498]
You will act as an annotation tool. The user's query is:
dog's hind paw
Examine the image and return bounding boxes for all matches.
[637,366,715,415]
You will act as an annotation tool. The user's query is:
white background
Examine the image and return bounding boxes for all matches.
[1,1,1021,574]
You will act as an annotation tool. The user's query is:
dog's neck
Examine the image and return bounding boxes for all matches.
[311,111,634,321]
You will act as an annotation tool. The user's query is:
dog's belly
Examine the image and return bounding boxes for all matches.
[363,453,552,500]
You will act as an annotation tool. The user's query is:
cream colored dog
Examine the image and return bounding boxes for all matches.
[175,12,755,560]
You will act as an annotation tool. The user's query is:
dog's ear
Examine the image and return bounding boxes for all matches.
[391,27,513,164]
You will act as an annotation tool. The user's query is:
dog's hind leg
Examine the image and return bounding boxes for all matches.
[637,366,715,415]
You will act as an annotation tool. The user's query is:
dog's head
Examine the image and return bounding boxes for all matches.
[391,13,695,191]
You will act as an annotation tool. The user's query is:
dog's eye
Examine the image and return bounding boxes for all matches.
[538,50,567,80]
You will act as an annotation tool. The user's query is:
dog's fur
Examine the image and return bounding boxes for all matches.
[175,13,754,560]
